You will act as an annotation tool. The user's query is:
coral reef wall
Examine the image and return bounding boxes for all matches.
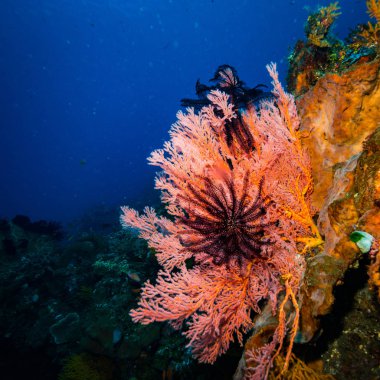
[286,58,380,379]
[297,59,380,211]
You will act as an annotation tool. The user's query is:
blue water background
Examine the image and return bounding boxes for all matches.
[0,0,367,222]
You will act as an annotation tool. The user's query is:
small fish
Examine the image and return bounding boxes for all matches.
[127,272,141,283]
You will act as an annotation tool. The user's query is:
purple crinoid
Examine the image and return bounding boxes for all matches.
[179,171,272,267]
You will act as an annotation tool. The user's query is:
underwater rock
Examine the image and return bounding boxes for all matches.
[117,323,161,360]
[50,313,81,345]
[12,214,63,240]
[321,284,380,380]
[297,58,380,211]
[0,219,10,233]
[81,315,127,356]
[0,216,62,257]
[299,127,380,342]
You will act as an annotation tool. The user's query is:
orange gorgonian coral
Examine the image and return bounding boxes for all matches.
[121,64,321,379]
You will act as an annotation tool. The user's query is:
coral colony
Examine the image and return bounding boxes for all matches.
[120,63,323,379]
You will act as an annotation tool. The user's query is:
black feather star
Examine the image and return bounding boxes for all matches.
[181,65,274,154]
[178,172,273,267]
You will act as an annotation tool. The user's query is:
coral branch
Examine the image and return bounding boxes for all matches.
[121,64,316,378]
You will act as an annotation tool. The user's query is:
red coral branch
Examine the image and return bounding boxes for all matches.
[121,64,318,378]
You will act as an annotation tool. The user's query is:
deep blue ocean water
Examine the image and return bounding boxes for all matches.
[0,0,367,223]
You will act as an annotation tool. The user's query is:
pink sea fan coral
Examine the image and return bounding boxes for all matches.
[121,64,319,378]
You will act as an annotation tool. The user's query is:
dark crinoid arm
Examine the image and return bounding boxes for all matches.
[224,114,255,154]
[181,65,276,154]
[178,172,273,267]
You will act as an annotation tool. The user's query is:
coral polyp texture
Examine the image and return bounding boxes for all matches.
[121,64,320,379]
